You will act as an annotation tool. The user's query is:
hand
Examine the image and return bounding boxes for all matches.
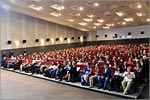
[101,76,104,79]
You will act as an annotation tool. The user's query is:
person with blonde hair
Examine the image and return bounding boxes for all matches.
[121,66,135,95]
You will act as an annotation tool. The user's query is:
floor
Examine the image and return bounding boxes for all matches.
[0,69,149,100]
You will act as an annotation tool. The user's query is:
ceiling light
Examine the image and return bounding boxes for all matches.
[71,6,84,11]
[87,13,94,18]
[116,11,126,16]
[28,4,43,11]
[102,26,110,29]
[83,18,93,22]
[79,7,84,11]
[117,22,126,25]
[147,18,150,22]
[87,1,99,7]
[71,12,80,17]
[78,22,87,26]
[94,23,102,26]
[97,19,104,23]
[50,12,61,17]
[106,24,114,27]
[67,19,74,22]
[124,18,133,22]
[50,4,65,10]
[129,2,142,9]
[136,12,146,17]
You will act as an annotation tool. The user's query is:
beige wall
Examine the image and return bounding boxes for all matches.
[87,25,150,41]
[0,8,86,50]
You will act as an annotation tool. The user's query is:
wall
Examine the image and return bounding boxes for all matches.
[1,38,149,57]
[87,25,150,41]
[0,8,86,50]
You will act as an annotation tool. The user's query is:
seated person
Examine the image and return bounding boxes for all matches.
[121,66,135,95]
[1,57,7,68]
[109,67,123,92]
[20,59,31,72]
[81,62,92,86]
[97,63,111,90]
[89,63,100,88]
[14,57,22,70]
[69,61,79,82]
[7,56,17,68]
[63,61,72,82]
[44,61,56,77]
[57,61,67,81]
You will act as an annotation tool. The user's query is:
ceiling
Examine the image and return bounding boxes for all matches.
[1,0,150,31]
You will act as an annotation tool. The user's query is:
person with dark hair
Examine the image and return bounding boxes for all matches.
[81,62,92,86]
[97,63,111,90]
[9,50,14,58]
[109,67,123,92]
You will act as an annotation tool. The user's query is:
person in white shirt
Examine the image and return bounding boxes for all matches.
[121,66,135,95]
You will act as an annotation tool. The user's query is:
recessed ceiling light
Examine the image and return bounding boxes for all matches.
[136,12,146,17]
[116,11,126,16]
[106,24,114,27]
[50,4,65,10]
[28,4,43,11]
[50,12,61,17]
[89,26,96,29]
[102,26,110,29]
[78,22,87,26]
[71,6,84,11]
[87,1,99,7]
[147,18,150,22]
[117,22,126,25]
[129,2,142,9]
[97,19,104,23]
[87,13,94,18]
[71,12,80,17]
[67,19,74,22]
[94,23,102,26]
[124,18,133,22]
[83,18,93,22]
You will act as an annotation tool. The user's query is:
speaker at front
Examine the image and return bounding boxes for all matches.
[7,40,12,44]
[22,40,27,44]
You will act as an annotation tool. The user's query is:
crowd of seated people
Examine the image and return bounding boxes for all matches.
[1,43,149,95]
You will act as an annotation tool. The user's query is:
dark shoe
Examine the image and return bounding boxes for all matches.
[98,86,102,89]
[103,87,107,90]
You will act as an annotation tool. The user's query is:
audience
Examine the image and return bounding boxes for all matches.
[1,43,149,95]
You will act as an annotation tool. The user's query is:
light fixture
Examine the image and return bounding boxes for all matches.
[116,11,126,16]
[102,26,110,29]
[106,24,114,27]
[87,1,99,7]
[71,12,80,17]
[117,22,126,25]
[97,19,104,23]
[94,23,102,26]
[136,12,146,17]
[129,2,142,9]
[78,22,87,26]
[147,18,150,22]
[83,18,93,22]
[67,19,74,22]
[50,12,61,17]
[87,13,94,18]
[41,39,45,46]
[50,4,65,11]
[124,18,133,22]
[71,6,84,11]
[51,38,54,43]
[28,4,43,11]
[15,40,19,47]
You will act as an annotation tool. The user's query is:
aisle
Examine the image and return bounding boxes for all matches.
[0,69,122,100]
